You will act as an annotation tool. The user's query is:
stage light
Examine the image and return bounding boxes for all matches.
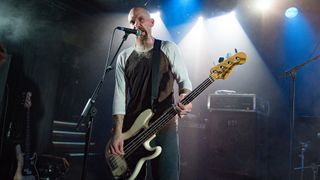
[285,7,298,18]
[150,11,172,41]
[177,11,283,121]
[151,11,161,18]
[254,0,273,12]
[163,0,200,27]
[229,11,236,17]
[198,16,203,21]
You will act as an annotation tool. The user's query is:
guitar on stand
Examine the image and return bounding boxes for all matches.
[14,91,39,180]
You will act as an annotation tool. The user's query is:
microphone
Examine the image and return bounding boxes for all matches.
[116,26,141,36]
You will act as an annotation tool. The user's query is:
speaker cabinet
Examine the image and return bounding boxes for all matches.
[205,111,268,179]
[179,115,208,180]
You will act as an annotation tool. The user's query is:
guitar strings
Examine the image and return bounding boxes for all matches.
[121,78,213,159]
[109,77,214,165]
[115,57,238,162]
[110,77,213,166]
[115,56,233,159]
[108,58,242,174]
[147,59,237,143]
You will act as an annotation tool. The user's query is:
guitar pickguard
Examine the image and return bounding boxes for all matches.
[106,109,162,180]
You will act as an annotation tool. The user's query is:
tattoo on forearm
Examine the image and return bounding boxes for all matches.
[112,115,124,128]
[179,88,191,95]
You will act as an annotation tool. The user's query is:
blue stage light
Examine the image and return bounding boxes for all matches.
[285,7,298,18]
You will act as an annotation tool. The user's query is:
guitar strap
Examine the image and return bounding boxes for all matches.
[151,39,162,112]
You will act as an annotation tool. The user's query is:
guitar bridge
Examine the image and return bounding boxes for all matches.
[107,154,129,178]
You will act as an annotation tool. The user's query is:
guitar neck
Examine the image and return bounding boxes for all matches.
[23,91,32,156]
[181,77,214,105]
[122,51,247,159]
[25,108,31,155]
[148,77,214,138]
[123,77,214,157]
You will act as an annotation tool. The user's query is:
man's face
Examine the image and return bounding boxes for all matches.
[128,8,154,38]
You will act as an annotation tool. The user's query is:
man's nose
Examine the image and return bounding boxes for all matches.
[134,21,140,28]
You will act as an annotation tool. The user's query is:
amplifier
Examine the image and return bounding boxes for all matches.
[207,93,269,115]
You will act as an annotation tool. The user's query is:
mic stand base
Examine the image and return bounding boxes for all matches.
[80,106,97,180]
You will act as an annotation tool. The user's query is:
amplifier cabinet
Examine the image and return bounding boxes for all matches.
[179,117,208,180]
[205,111,268,179]
[207,93,269,115]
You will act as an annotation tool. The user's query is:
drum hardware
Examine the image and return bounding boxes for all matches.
[295,162,320,180]
[294,142,309,180]
[294,142,320,180]
[308,163,320,180]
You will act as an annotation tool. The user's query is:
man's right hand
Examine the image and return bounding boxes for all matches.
[108,133,124,156]
[106,115,125,156]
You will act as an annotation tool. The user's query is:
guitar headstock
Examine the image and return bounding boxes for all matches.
[209,52,247,80]
[23,91,32,109]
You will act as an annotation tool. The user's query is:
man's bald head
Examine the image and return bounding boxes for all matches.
[128,7,151,22]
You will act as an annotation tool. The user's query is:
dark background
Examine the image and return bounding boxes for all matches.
[0,0,319,179]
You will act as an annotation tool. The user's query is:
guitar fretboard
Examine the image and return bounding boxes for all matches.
[24,92,32,156]
[123,77,214,156]
[122,51,247,158]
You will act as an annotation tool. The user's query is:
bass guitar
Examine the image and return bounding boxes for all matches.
[14,91,39,180]
[106,52,247,180]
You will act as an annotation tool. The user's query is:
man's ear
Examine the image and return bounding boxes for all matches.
[150,18,155,27]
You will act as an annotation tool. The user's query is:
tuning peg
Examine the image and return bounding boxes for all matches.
[234,48,238,53]
[226,52,232,59]
[218,57,224,63]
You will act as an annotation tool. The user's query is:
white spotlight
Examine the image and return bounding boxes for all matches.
[229,11,236,17]
[151,11,161,18]
[255,0,273,12]
[285,7,298,18]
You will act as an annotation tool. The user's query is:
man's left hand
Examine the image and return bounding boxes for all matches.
[176,93,192,118]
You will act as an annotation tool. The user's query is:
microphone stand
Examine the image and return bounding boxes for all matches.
[76,32,129,180]
[281,54,320,180]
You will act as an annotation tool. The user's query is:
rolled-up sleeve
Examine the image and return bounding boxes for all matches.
[112,53,126,115]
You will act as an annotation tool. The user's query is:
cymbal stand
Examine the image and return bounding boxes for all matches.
[294,142,309,180]
[310,163,319,180]
[280,54,320,180]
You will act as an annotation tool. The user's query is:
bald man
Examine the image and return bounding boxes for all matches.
[106,7,192,180]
